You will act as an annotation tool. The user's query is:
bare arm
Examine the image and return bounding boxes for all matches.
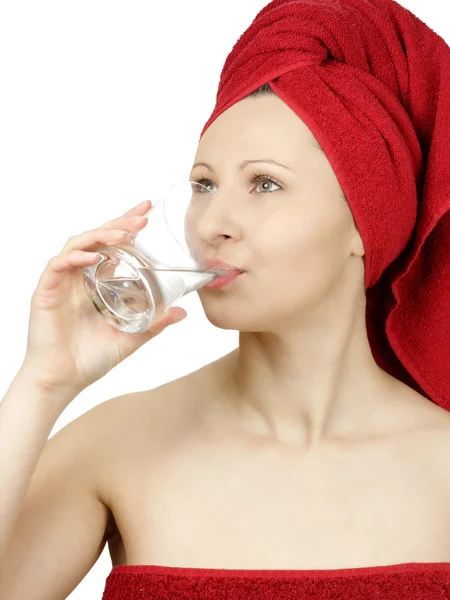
[0,369,126,600]
[0,368,78,560]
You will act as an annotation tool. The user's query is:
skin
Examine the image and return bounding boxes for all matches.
[51,96,450,572]
[56,94,450,571]
[189,92,440,452]
[6,94,450,596]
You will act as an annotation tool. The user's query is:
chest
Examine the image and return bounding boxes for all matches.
[105,435,450,569]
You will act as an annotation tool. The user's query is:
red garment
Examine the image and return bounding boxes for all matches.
[102,562,450,599]
[199,0,450,410]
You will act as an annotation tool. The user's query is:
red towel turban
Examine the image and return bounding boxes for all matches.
[199,0,450,410]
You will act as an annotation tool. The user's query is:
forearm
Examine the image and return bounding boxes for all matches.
[0,368,78,561]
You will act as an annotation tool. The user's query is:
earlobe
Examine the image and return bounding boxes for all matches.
[351,233,365,257]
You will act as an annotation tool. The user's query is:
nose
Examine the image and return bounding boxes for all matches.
[186,189,241,249]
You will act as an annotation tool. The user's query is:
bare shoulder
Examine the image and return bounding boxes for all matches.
[82,360,450,522]
[85,355,231,506]
[78,356,220,435]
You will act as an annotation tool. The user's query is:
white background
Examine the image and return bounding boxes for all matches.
[0,1,448,598]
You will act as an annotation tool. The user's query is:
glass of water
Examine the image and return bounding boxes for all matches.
[83,180,236,334]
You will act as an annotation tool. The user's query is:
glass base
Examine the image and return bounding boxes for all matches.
[83,245,165,334]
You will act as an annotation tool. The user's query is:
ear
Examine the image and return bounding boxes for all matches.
[351,230,365,257]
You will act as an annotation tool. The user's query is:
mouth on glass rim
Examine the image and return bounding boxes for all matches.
[202,257,245,272]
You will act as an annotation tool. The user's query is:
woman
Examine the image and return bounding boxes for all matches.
[2,0,450,598]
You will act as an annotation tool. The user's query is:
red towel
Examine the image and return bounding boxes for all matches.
[199,0,450,411]
[102,562,450,599]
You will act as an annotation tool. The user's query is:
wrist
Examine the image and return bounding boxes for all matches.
[14,365,81,406]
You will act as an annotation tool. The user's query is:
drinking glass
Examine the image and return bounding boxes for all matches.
[83,181,234,334]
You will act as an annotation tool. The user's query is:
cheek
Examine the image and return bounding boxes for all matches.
[252,211,349,305]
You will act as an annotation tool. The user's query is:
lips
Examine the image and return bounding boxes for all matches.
[204,270,243,289]
[202,257,244,273]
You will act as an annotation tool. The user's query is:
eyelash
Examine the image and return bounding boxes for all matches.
[191,170,283,194]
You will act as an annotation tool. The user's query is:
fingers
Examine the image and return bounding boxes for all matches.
[121,199,152,218]
[49,250,101,274]
[60,200,152,255]
[61,218,148,255]
[37,199,154,297]
[97,199,152,229]
[35,250,102,295]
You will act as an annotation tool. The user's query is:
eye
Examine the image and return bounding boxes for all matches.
[191,177,216,193]
[249,173,282,193]
[190,171,283,194]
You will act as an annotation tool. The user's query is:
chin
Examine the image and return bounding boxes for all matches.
[201,306,262,332]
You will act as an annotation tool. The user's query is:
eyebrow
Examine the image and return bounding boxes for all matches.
[190,158,298,174]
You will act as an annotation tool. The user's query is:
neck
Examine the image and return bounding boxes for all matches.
[222,304,403,452]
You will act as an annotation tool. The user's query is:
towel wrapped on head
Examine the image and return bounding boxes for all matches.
[199,0,450,410]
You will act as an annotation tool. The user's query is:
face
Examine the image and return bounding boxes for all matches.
[190,93,364,332]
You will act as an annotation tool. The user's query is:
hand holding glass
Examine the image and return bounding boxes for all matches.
[83,181,233,334]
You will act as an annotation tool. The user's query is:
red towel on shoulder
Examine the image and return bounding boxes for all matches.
[102,563,450,599]
[200,0,450,410]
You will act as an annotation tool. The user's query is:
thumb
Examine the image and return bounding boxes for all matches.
[166,306,188,323]
[144,306,187,334]
[118,307,188,356]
